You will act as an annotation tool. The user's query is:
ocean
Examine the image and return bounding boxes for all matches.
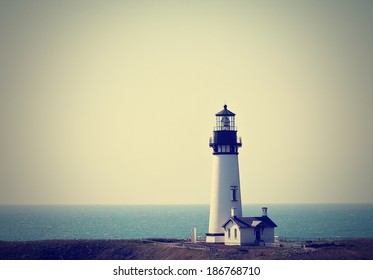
[0,204,372,241]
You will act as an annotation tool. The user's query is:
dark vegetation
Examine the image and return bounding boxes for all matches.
[1,238,372,260]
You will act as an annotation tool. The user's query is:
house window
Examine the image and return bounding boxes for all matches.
[230,186,238,201]
[227,228,231,239]
[234,229,238,239]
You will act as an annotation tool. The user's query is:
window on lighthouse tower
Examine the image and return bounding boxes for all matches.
[222,116,230,130]
[231,186,238,201]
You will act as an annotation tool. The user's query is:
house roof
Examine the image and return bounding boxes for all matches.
[222,216,277,229]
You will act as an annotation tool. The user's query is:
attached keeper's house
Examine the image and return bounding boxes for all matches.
[222,207,277,246]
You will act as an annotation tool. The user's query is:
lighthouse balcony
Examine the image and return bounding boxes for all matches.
[209,136,242,154]
[209,144,241,154]
[209,135,242,147]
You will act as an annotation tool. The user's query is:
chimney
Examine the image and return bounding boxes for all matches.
[262,207,268,217]
[231,207,237,217]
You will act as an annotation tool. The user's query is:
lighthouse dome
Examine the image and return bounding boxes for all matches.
[215,105,236,116]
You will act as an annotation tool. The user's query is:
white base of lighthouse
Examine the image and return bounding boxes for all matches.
[206,234,225,243]
[206,154,242,243]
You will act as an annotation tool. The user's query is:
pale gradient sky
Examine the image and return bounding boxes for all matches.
[0,0,372,204]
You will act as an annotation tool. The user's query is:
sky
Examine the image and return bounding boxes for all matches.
[0,0,372,204]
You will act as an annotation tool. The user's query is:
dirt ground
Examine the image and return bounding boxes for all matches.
[1,238,372,260]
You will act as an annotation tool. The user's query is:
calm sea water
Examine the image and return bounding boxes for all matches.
[0,204,372,241]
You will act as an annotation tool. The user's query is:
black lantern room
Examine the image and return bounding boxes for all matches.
[209,105,242,154]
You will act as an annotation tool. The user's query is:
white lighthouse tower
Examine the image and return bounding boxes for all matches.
[206,105,243,243]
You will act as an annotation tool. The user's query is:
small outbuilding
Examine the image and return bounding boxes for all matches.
[222,207,277,246]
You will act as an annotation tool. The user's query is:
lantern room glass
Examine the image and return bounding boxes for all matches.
[215,115,236,131]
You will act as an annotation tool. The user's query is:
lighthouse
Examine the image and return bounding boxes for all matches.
[206,105,243,243]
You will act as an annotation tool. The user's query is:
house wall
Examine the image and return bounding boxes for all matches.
[224,226,275,245]
[261,227,275,243]
[223,220,276,245]
[240,228,255,245]
[240,227,274,245]
[224,221,241,245]
[224,222,257,246]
